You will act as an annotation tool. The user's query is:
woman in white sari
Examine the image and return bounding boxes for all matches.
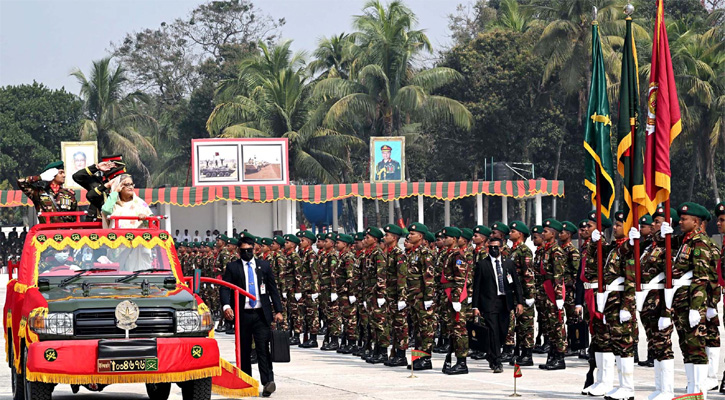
[101,174,153,271]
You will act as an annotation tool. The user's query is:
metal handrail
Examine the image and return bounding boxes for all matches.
[108,215,167,229]
[182,276,257,368]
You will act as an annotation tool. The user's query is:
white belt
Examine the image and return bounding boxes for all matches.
[672,270,693,287]
[583,282,598,290]
[605,276,625,292]
[640,272,665,291]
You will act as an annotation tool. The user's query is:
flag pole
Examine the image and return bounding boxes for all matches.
[631,119,641,292]
[664,200,673,299]
[408,349,417,378]
[596,165,603,294]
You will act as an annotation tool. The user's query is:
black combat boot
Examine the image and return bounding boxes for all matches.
[300,334,318,348]
[386,349,407,367]
[517,348,533,367]
[225,322,235,334]
[638,350,654,367]
[369,346,389,364]
[321,336,339,351]
[533,332,544,353]
[364,345,377,362]
[509,347,520,366]
[719,371,725,394]
[501,345,514,363]
[216,319,227,333]
[446,357,469,375]
[539,349,553,369]
[433,337,446,354]
[337,337,347,353]
[442,353,452,374]
[352,341,365,357]
[471,350,486,360]
[540,340,551,354]
[361,344,373,360]
[578,348,589,360]
[544,352,566,370]
[582,354,595,394]
[289,333,301,346]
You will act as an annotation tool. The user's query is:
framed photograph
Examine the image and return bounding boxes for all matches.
[191,138,289,186]
[370,136,405,182]
[61,141,98,189]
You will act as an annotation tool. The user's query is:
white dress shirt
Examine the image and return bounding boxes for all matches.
[223,258,262,311]
[490,255,506,296]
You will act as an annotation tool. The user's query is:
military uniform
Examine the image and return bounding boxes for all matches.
[18,167,77,223]
[333,235,358,352]
[382,224,409,365]
[507,222,536,365]
[561,239,581,336]
[297,234,321,343]
[439,227,471,374]
[71,155,126,221]
[537,219,567,370]
[283,235,304,342]
[406,223,436,369]
[362,227,389,364]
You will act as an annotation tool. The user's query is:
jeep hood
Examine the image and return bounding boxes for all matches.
[42,283,197,312]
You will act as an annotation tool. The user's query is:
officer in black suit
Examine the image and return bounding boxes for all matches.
[221,233,284,397]
[472,237,524,373]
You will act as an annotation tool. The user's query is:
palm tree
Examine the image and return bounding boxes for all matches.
[71,57,157,184]
[206,41,364,183]
[492,0,540,33]
[308,33,356,80]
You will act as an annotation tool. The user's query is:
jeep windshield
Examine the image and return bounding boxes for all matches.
[38,242,173,278]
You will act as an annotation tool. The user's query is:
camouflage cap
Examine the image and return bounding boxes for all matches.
[509,220,529,236]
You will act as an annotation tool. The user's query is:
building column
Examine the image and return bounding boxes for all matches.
[417,195,424,224]
[226,200,233,236]
[332,200,339,232]
[444,200,451,227]
[357,197,364,232]
[164,203,172,233]
[476,194,483,225]
[272,201,279,233]
[535,194,543,226]
[388,200,394,224]
[501,197,508,224]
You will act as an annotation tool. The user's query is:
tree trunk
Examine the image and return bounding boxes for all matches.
[687,167,697,201]
[552,141,563,218]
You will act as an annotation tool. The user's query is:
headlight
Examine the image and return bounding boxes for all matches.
[29,313,74,336]
[176,310,213,333]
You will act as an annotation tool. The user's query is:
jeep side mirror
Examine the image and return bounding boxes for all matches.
[163,276,177,289]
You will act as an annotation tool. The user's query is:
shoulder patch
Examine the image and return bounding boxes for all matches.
[456,260,463,265]
[694,248,701,256]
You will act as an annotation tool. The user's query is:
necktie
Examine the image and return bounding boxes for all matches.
[495,259,505,294]
[247,261,257,308]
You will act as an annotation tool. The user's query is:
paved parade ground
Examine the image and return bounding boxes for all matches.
[1,276,723,400]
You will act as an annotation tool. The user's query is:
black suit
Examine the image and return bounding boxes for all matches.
[473,255,523,367]
[220,257,283,385]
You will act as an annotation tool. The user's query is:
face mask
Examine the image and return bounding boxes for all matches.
[55,252,69,263]
[239,248,254,261]
[489,246,500,258]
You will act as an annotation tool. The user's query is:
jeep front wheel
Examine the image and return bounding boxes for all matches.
[10,343,24,400]
[178,377,211,400]
[146,382,171,400]
[23,347,53,400]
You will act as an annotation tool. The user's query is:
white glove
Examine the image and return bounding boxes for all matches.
[467,297,472,304]
[591,229,602,243]
[294,293,302,301]
[707,307,717,320]
[658,317,672,331]
[331,293,338,302]
[556,299,564,310]
[452,302,461,312]
[397,301,406,311]
[40,168,59,181]
[349,295,357,304]
[689,309,702,328]
[363,301,367,309]
[377,298,385,307]
[619,309,632,323]
[602,314,607,325]
[311,293,319,301]
[525,298,535,307]
[661,222,674,236]
[424,300,433,310]
[282,292,287,299]
[506,239,513,249]
[628,227,640,245]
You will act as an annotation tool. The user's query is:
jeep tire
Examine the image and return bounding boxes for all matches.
[146,382,172,400]
[23,347,53,400]
[178,377,212,400]
[10,343,24,400]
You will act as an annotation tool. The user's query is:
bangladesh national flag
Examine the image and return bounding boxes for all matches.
[411,350,429,362]
[616,16,646,232]
[514,364,522,378]
[583,22,616,217]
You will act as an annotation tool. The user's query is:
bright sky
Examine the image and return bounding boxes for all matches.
[0,0,463,95]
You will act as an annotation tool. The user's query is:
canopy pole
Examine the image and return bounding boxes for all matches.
[226,200,233,236]
[332,200,339,232]
[292,201,298,232]
[286,200,293,234]
[388,200,394,224]
[357,197,364,232]
[165,203,172,233]
[535,194,542,225]
[272,201,279,234]
[444,200,451,226]
[476,194,483,225]
[418,195,424,224]
[501,197,508,224]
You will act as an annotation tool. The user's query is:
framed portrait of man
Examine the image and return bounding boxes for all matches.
[61,141,98,189]
[370,137,405,182]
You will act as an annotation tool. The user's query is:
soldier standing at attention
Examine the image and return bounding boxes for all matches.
[700,212,722,392]
[507,221,536,367]
[381,224,409,367]
[433,230,450,354]
[405,223,436,370]
[270,236,289,332]
[18,161,77,223]
[537,219,567,371]
[439,227,470,375]
[470,225,490,360]
[531,226,549,355]
[320,233,339,350]
[333,234,358,354]
[715,203,725,394]
[362,227,389,364]
[559,221,582,357]
[636,215,657,368]
[296,231,321,348]
[351,232,367,356]
[284,234,303,345]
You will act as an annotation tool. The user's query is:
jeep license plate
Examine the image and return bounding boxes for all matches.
[97,357,159,373]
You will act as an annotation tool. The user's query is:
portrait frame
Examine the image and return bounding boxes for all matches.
[191,138,289,186]
[61,141,98,190]
[370,136,405,183]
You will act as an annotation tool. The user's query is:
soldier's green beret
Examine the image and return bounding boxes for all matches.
[578,219,589,229]
[402,228,409,236]
[365,226,384,240]
[435,229,445,239]
[715,202,725,217]
[509,220,529,236]
[207,241,215,247]
[260,237,273,246]
[336,234,354,244]
[653,206,679,226]
[613,210,626,223]
[460,228,474,241]
[491,221,510,235]
[316,233,326,241]
[543,218,563,232]
[354,232,365,241]
[218,234,228,241]
[678,202,710,221]
[239,231,256,241]
[531,225,544,235]
[42,160,64,172]
[324,232,337,241]
[441,226,461,238]
[473,225,491,237]
[296,230,316,242]
[561,221,577,234]
[407,222,429,234]
[587,210,613,229]
[424,231,435,243]
[284,234,300,244]
[383,224,404,237]
[228,238,239,246]
[273,235,285,245]
[639,214,653,226]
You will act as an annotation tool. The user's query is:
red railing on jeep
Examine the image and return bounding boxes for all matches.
[183,276,256,370]
[108,215,166,229]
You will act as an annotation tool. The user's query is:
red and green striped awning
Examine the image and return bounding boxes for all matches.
[0,179,563,208]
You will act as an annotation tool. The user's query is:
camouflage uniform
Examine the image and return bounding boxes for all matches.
[201,252,219,313]
[318,249,338,336]
[298,246,320,335]
[582,240,612,353]
[335,249,357,340]
[702,235,721,349]
[356,249,370,346]
[639,235,673,361]
[435,248,450,343]
[285,248,304,334]
[407,243,436,353]
[386,245,409,351]
[533,245,550,346]
[538,241,567,354]
[441,246,472,358]
[271,249,289,331]
[561,241,581,326]
[17,175,77,223]
[365,246,389,347]
[505,241,536,350]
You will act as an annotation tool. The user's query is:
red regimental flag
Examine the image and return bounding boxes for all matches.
[514,364,522,378]
[411,350,429,362]
[643,0,681,213]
